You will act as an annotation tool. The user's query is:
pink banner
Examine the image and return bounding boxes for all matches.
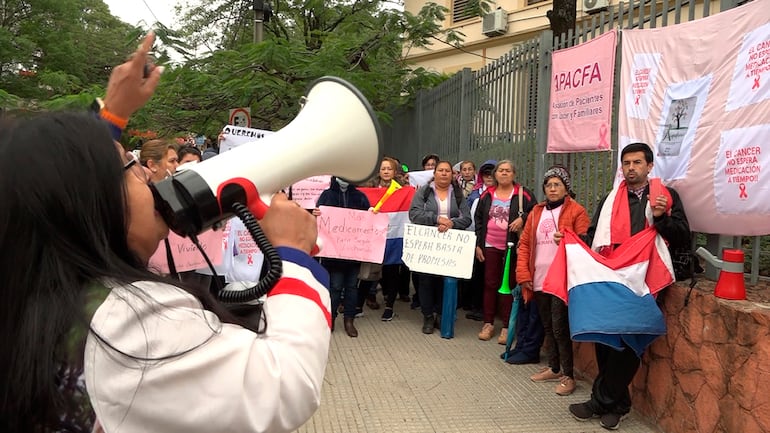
[316,206,389,263]
[148,229,224,274]
[292,175,331,209]
[548,30,616,153]
[619,1,770,235]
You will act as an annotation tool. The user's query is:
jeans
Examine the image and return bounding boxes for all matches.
[325,260,360,319]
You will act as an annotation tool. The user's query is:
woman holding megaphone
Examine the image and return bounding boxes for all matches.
[0,32,331,433]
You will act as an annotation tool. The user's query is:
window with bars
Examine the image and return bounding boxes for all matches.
[452,0,476,23]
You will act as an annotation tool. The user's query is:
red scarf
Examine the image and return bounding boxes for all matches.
[610,178,672,246]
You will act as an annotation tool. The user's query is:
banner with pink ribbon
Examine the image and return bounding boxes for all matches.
[619,1,770,235]
[547,30,616,153]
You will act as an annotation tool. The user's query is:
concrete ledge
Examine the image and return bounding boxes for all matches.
[574,281,770,433]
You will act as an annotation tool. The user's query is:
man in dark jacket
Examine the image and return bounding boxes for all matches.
[569,142,690,430]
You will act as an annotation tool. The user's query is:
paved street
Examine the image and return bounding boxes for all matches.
[298,298,662,433]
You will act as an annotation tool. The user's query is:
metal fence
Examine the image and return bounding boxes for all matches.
[382,0,768,282]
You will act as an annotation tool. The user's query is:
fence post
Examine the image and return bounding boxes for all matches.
[534,30,554,198]
[459,68,473,161]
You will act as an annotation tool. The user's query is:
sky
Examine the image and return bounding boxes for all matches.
[102,0,179,29]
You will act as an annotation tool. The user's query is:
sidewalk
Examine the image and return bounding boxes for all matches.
[297,299,662,433]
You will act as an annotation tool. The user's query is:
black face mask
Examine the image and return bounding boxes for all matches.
[545,196,566,210]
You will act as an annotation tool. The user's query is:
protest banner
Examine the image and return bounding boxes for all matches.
[401,223,476,279]
[219,125,274,153]
[548,30,616,153]
[316,206,389,263]
[148,229,224,274]
[291,175,331,209]
[618,0,770,235]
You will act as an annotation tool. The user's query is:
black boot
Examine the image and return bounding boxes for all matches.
[434,314,441,329]
[422,315,434,334]
[343,317,358,338]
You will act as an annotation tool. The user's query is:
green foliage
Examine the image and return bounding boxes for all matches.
[2,0,469,137]
[0,0,138,105]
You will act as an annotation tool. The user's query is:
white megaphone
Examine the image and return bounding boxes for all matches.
[151,76,383,238]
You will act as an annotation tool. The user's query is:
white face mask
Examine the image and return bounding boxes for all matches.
[336,179,349,189]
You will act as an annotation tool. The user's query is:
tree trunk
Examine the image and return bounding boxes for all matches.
[547,0,577,40]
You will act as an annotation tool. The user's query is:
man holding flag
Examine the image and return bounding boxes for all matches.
[548,143,690,430]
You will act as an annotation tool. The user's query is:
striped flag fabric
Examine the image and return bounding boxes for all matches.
[543,227,675,356]
[359,186,415,265]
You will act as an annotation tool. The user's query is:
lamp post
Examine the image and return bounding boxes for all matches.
[252,0,273,43]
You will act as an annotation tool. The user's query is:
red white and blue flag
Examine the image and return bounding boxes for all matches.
[543,227,674,356]
[359,186,416,265]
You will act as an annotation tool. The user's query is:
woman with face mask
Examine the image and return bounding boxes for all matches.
[315,177,371,337]
[0,33,331,433]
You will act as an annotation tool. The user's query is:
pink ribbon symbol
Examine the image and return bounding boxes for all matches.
[634,95,641,105]
[752,76,760,90]
[247,254,254,265]
[739,183,748,199]
[598,124,609,149]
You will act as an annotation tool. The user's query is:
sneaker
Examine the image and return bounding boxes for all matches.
[599,413,627,430]
[530,367,563,382]
[354,308,364,318]
[422,315,434,334]
[555,376,576,396]
[478,323,494,341]
[381,308,394,321]
[569,402,599,422]
[497,328,508,345]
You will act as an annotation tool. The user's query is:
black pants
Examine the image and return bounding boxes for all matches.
[590,342,640,415]
[534,291,573,377]
[417,273,443,317]
[381,264,408,308]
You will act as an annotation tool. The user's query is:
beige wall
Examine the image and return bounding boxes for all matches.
[403,0,553,73]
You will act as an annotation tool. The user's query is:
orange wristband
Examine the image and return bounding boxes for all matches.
[99,107,128,130]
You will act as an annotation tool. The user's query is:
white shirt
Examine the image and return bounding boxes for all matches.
[85,250,331,433]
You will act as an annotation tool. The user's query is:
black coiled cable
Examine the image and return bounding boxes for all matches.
[215,202,283,304]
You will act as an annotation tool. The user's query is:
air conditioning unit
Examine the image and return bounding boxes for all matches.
[482,9,508,37]
[583,0,609,13]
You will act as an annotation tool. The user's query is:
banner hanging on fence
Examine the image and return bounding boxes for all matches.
[547,30,616,153]
[401,223,476,279]
[618,1,770,235]
[316,206,389,263]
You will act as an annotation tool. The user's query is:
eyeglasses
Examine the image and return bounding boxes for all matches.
[123,151,151,184]
[544,182,565,189]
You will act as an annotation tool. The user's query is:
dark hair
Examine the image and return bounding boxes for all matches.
[177,145,202,162]
[621,142,654,164]
[421,153,439,168]
[0,112,240,432]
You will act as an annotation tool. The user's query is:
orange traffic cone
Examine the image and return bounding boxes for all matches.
[713,249,746,300]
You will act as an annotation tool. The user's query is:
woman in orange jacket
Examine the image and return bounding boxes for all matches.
[516,165,590,397]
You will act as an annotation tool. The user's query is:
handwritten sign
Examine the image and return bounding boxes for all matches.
[401,223,476,279]
[727,22,770,111]
[316,206,388,263]
[148,229,224,274]
[227,218,265,282]
[714,125,770,213]
[292,175,331,209]
[220,125,274,153]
